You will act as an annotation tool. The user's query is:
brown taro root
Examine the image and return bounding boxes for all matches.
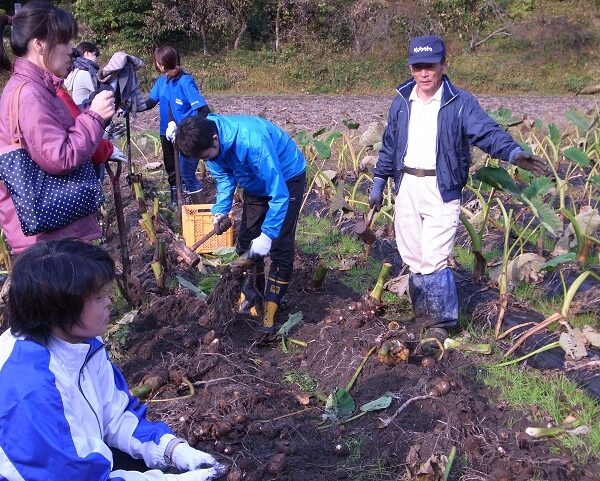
[377,339,409,365]
[266,453,286,476]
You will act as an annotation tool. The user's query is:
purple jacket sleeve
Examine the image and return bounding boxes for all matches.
[18,86,105,175]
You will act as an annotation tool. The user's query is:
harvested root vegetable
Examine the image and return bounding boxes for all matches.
[377,339,409,365]
[266,453,286,476]
[275,439,297,455]
[333,443,350,457]
[214,441,226,453]
[420,356,436,368]
[202,330,217,345]
[227,466,242,481]
[434,379,451,395]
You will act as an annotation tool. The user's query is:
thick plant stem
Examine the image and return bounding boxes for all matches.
[370,262,392,301]
[346,345,377,392]
[311,264,328,289]
[505,312,563,357]
[496,341,560,367]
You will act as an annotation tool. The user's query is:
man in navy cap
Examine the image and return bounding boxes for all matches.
[369,35,545,339]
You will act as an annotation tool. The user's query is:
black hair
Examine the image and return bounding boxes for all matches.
[0,1,78,75]
[76,41,100,57]
[8,240,115,344]
[176,116,218,159]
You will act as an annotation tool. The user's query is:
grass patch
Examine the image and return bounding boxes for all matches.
[513,281,599,330]
[282,370,318,393]
[296,215,363,265]
[482,364,600,465]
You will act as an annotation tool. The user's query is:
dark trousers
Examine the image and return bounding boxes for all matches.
[160,136,177,188]
[237,172,306,303]
[160,106,211,189]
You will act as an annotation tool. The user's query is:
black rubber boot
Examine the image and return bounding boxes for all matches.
[263,266,292,329]
[169,186,178,207]
[239,268,265,316]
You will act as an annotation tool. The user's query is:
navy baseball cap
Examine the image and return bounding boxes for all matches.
[408,36,446,65]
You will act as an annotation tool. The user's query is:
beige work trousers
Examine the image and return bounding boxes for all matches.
[394,174,461,275]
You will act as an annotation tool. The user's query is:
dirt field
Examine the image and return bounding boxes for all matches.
[131,93,598,133]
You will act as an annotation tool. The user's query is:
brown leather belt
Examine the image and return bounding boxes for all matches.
[402,167,436,177]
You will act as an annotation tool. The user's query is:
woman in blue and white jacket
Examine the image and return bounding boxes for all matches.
[0,240,224,481]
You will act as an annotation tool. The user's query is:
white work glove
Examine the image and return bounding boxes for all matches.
[171,443,218,471]
[166,121,177,143]
[248,232,272,259]
[212,213,227,235]
[164,468,222,481]
[109,146,126,162]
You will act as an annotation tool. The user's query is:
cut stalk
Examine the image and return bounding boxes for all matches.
[311,263,329,289]
[150,261,164,289]
[346,345,377,392]
[370,262,392,302]
[443,446,456,481]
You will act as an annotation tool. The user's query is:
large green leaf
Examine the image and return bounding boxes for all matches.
[473,167,521,196]
[325,388,356,421]
[565,109,594,132]
[312,140,332,159]
[312,127,327,138]
[176,276,207,300]
[541,252,577,271]
[562,146,590,168]
[522,197,562,235]
[589,175,600,190]
[359,394,393,413]
[277,311,303,337]
[294,131,311,146]
[547,123,561,146]
[487,107,521,128]
[325,131,343,145]
[523,177,553,200]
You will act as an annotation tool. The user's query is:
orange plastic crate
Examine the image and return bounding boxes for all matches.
[181,204,234,254]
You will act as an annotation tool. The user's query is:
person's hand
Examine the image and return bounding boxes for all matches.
[368,177,386,212]
[109,146,126,162]
[171,443,218,472]
[212,214,228,235]
[165,466,224,481]
[513,151,546,176]
[166,121,177,143]
[89,90,116,121]
[248,233,272,259]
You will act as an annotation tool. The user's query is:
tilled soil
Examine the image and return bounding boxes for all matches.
[130,93,598,133]
[103,174,598,481]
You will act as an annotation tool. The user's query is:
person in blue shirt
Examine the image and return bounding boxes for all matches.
[145,46,210,205]
[175,114,306,330]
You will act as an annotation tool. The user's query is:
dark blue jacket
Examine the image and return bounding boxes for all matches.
[374,75,523,202]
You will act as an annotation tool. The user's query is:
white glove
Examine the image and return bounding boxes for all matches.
[165,467,222,481]
[109,146,126,162]
[212,214,226,235]
[248,232,272,259]
[171,443,218,471]
[166,121,177,143]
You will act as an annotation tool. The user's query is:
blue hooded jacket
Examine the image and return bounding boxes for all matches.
[374,75,524,202]
[205,114,305,239]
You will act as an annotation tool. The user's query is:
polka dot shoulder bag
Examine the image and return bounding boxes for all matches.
[0,82,103,236]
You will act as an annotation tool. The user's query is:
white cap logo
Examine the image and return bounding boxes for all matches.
[413,46,433,53]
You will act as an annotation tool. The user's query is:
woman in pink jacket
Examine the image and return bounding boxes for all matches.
[0,2,115,253]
